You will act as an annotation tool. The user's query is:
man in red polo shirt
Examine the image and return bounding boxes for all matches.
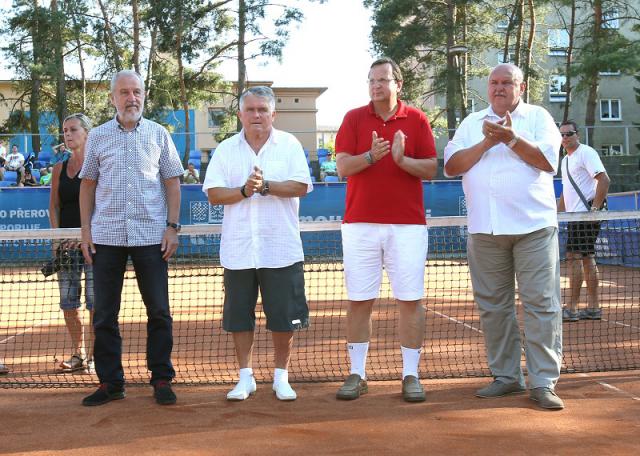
[334,57,437,402]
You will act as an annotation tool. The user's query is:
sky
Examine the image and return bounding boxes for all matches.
[0,0,374,127]
[221,0,375,127]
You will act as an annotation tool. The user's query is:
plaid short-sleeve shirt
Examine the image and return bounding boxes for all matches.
[79,117,184,246]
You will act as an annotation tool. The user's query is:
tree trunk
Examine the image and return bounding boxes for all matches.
[132,0,140,73]
[445,0,457,137]
[585,0,603,147]
[71,12,87,112]
[523,0,536,103]
[30,0,42,155]
[458,6,468,120]
[51,0,67,138]
[97,0,122,71]
[236,0,247,133]
[176,24,191,168]
[146,25,158,100]
[514,0,524,66]
[562,0,576,123]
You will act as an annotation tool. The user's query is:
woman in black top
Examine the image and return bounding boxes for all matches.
[48,113,94,373]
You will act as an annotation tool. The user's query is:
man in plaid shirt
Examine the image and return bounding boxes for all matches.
[79,70,184,407]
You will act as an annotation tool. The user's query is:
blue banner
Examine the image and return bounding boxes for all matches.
[1,180,636,229]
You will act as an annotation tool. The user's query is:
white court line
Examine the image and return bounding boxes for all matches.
[428,309,483,334]
[0,321,49,345]
[579,373,640,401]
[602,318,640,331]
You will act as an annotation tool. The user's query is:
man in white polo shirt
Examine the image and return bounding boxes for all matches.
[557,121,609,322]
[203,86,312,402]
[444,64,564,410]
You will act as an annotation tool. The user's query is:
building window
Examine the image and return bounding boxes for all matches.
[603,9,620,29]
[548,29,569,56]
[549,75,567,102]
[497,50,516,64]
[600,99,621,121]
[207,108,226,129]
[600,144,624,156]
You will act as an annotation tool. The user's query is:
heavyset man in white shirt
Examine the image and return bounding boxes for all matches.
[557,121,610,322]
[203,86,313,402]
[444,64,564,410]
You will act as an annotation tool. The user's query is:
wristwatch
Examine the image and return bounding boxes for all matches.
[364,151,375,165]
[240,185,250,198]
[166,221,181,232]
[506,134,519,149]
[260,180,270,196]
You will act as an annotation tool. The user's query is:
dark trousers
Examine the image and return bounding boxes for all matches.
[92,244,175,386]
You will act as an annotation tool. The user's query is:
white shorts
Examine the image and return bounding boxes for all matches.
[341,223,428,301]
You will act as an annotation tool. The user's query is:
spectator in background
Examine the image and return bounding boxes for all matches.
[49,113,95,374]
[183,162,200,184]
[21,168,38,186]
[319,158,338,181]
[0,139,6,180]
[6,144,25,184]
[51,143,71,166]
[0,360,8,375]
[557,121,610,322]
[39,167,52,185]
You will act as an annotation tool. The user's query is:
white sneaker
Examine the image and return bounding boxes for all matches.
[227,376,257,401]
[273,381,297,401]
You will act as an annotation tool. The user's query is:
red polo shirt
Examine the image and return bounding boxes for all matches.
[335,101,436,224]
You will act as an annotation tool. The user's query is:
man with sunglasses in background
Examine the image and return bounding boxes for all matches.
[557,121,610,322]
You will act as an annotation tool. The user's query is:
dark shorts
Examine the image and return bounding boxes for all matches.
[566,221,601,256]
[223,261,309,332]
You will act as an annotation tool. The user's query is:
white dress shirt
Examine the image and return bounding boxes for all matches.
[444,102,561,235]
[561,144,606,213]
[202,128,313,270]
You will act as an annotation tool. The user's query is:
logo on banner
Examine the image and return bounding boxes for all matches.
[190,201,223,224]
[458,196,467,216]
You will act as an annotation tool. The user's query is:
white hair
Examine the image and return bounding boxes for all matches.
[239,86,276,112]
[110,70,145,93]
[490,63,524,83]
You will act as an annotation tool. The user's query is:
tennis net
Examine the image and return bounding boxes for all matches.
[1,211,639,387]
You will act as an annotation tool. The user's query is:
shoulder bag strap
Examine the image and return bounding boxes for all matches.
[565,155,591,209]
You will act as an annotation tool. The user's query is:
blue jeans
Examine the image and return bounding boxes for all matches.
[57,249,94,310]
[92,244,175,386]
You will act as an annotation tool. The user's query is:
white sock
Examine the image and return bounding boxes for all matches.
[401,346,421,379]
[348,342,369,379]
[239,367,254,383]
[274,368,288,385]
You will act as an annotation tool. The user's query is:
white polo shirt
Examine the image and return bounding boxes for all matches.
[444,102,561,235]
[202,128,313,270]
[561,144,606,213]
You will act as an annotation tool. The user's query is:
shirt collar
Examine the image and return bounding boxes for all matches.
[480,100,531,120]
[239,127,279,149]
[367,100,408,121]
[114,115,144,132]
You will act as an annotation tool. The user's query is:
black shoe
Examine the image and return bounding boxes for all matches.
[153,380,177,405]
[82,383,125,406]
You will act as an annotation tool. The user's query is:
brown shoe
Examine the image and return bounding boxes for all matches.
[336,374,368,400]
[402,375,426,402]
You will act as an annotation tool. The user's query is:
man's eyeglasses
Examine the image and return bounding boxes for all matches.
[560,131,577,138]
[368,78,395,86]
